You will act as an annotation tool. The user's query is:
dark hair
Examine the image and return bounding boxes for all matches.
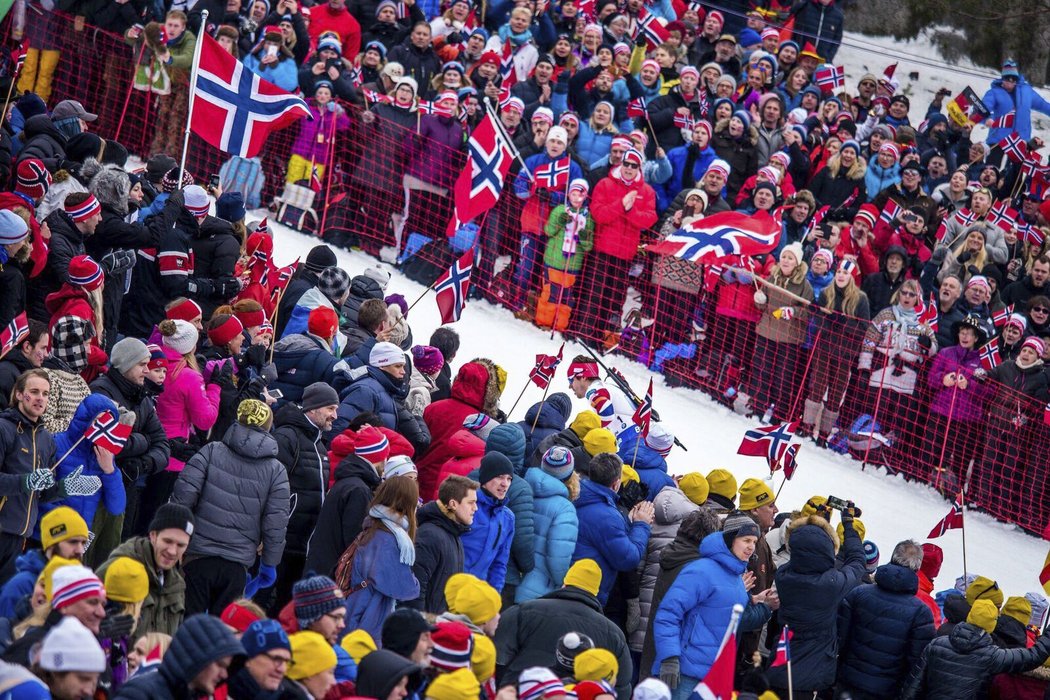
[64,192,93,209]
[571,353,590,364]
[1034,255,1050,268]
[429,327,460,364]
[1028,295,1050,311]
[677,508,722,546]
[439,474,479,505]
[589,452,623,488]
[358,299,388,333]
[20,320,48,354]
[348,412,384,431]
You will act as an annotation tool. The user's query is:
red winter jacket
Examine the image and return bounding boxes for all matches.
[0,193,47,278]
[326,426,415,488]
[308,5,362,59]
[716,254,774,322]
[835,229,880,283]
[417,362,491,500]
[916,571,942,628]
[435,429,485,488]
[589,173,658,260]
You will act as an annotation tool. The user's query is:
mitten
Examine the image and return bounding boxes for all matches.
[61,466,102,497]
[22,469,55,493]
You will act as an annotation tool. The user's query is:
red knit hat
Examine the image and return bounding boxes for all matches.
[354,426,391,463]
[15,158,51,201]
[221,600,263,633]
[208,315,244,347]
[920,543,943,580]
[65,194,101,223]
[146,343,168,371]
[430,621,474,672]
[854,203,879,229]
[307,306,339,339]
[68,254,104,291]
[167,299,202,322]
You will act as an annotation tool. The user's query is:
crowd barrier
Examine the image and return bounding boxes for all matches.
[18,11,1050,538]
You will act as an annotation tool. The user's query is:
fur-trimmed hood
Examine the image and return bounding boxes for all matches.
[88,162,131,215]
[825,152,867,181]
[785,514,839,574]
[714,117,759,146]
[769,259,809,287]
[469,357,505,418]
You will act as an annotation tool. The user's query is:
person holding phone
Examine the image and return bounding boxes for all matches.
[242,28,299,91]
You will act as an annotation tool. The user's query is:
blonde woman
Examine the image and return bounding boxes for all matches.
[935,226,988,286]
[126,632,172,675]
[576,101,619,168]
[102,556,150,689]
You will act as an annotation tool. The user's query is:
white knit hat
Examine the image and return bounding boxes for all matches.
[37,617,107,673]
[644,423,674,456]
[163,319,199,356]
[369,341,405,368]
[183,184,210,217]
[383,455,417,480]
[633,678,672,700]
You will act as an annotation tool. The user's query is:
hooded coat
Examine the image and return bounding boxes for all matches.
[516,394,571,464]
[434,429,485,487]
[155,349,222,472]
[572,478,650,605]
[615,427,674,499]
[589,170,659,260]
[271,332,352,404]
[90,368,171,486]
[17,114,66,172]
[273,403,330,559]
[408,500,469,613]
[98,536,187,638]
[461,487,516,591]
[982,77,1050,143]
[516,467,578,603]
[344,526,421,640]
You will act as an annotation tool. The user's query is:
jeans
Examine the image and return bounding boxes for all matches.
[671,673,701,700]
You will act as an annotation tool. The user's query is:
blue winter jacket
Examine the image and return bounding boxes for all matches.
[865,160,901,200]
[514,151,586,204]
[37,394,125,535]
[516,468,578,603]
[836,563,936,697]
[242,53,300,92]
[575,124,616,169]
[651,531,750,678]
[517,400,570,467]
[344,528,421,640]
[0,549,45,619]
[461,487,516,591]
[615,427,673,501]
[982,77,1050,143]
[572,478,650,605]
[332,366,405,436]
[657,143,717,212]
[270,333,351,404]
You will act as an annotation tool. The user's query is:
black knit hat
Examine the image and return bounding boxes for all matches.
[148,503,196,536]
[381,608,436,658]
[304,244,338,273]
[479,452,513,485]
[722,510,760,547]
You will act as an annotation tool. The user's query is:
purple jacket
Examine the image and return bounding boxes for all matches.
[406,114,464,189]
[290,104,351,165]
[927,345,992,422]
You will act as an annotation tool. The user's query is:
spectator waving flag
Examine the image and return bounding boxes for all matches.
[434,249,474,324]
[988,200,1019,231]
[738,421,799,470]
[0,312,29,360]
[632,378,654,438]
[782,443,800,479]
[673,112,696,130]
[446,112,514,236]
[770,626,793,667]
[915,292,939,333]
[814,64,845,94]
[999,133,1028,163]
[189,32,311,158]
[646,211,781,263]
[534,157,571,190]
[1019,222,1047,247]
[990,112,1016,129]
[927,497,964,538]
[627,97,648,119]
[83,410,133,455]
[979,340,1001,371]
[362,88,392,105]
[879,198,901,225]
[634,8,670,50]
[528,344,564,389]
[992,304,1015,328]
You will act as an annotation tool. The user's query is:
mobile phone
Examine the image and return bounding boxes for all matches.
[265,388,284,400]
[825,495,850,511]
[682,204,695,217]
[208,174,221,189]
[266,44,279,58]
[326,57,341,71]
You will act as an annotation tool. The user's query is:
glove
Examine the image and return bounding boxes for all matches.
[931,246,949,265]
[241,376,268,400]
[169,437,200,463]
[217,277,242,299]
[101,249,137,275]
[98,613,135,641]
[974,367,988,381]
[446,30,463,44]
[243,343,267,369]
[534,187,551,202]
[21,469,55,493]
[659,657,680,690]
[245,564,278,597]
[559,212,571,226]
[773,306,795,320]
[958,250,973,263]
[209,360,235,389]
[61,466,102,497]
[117,407,136,427]
[916,335,933,354]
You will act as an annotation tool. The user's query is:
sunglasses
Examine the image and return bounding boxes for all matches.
[899,290,918,298]
[621,162,640,169]
[1032,307,1050,314]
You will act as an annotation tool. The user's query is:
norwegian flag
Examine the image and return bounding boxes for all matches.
[0,312,29,360]
[738,421,799,470]
[417,99,436,115]
[534,157,571,190]
[1000,133,1028,164]
[634,8,670,50]
[879,198,901,225]
[804,205,831,239]
[83,410,133,455]
[309,163,323,193]
[497,85,513,110]
[990,112,1016,129]
[992,304,1016,328]
[189,32,310,158]
[1018,223,1047,247]
[927,497,964,538]
[269,258,300,304]
[528,344,564,389]
[673,112,695,130]
[434,249,474,324]
[689,621,736,700]
[978,340,1002,371]
[703,263,724,294]
[627,97,649,119]
[446,113,514,236]
[782,443,800,480]
[11,42,28,76]
[647,211,781,263]
[770,626,793,667]
[347,66,363,87]
[632,378,654,438]
[988,200,1019,232]
[131,644,164,678]
[916,292,939,333]
[814,64,845,94]
[362,88,392,105]
[500,38,519,89]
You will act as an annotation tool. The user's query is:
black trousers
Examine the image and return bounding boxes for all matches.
[0,533,25,582]
[183,556,248,617]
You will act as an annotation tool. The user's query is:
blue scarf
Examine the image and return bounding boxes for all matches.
[369,505,415,566]
[497,24,533,47]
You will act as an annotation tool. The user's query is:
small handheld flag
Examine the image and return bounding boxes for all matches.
[434,249,474,324]
[83,410,133,455]
[528,344,564,389]
[0,312,29,361]
[770,626,793,667]
[632,378,654,438]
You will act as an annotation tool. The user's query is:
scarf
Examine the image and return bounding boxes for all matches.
[894,304,917,322]
[498,25,533,47]
[369,505,415,566]
[612,165,641,188]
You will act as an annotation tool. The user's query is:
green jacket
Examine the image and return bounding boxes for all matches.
[98,536,186,638]
[543,205,594,273]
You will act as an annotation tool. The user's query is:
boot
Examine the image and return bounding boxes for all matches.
[802,399,822,437]
[34,50,61,104]
[17,48,39,95]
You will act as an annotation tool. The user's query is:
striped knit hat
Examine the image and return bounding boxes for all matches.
[184,185,210,217]
[15,158,51,200]
[51,565,105,610]
[0,210,29,246]
[541,446,574,481]
[292,575,344,629]
[65,194,101,223]
[429,621,474,672]
[68,255,104,291]
[518,667,566,700]
[355,426,390,463]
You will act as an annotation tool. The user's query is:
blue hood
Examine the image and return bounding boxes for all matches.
[874,562,919,595]
[576,477,616,509]
[698,530,749,576]
[56,393,120,457]
[524,466,569,500]
[786,523,837,574]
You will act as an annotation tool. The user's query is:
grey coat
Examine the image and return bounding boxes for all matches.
[171,422,290,568]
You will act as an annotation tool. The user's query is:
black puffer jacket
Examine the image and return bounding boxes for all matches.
[901,623,1050,700]
[407,500,469,613]
[90,369,170,484]
[304,453,380,578]
[0,259,25,333]
[18,115,66,171]
[275,268,322,339]
[272,403,329,558]
[340,274,385,336]
[171,422,290,568]
[0,408,58,539]
[30,208,85,322]
[190,216,241,319]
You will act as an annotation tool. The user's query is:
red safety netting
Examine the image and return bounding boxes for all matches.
[21,11,1050,538]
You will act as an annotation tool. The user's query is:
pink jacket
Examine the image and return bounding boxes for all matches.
[155,345,221,472]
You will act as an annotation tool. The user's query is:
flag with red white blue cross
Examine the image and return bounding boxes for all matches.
[632,378,654,438]
[83,410,133,455]
[434,249,474,324]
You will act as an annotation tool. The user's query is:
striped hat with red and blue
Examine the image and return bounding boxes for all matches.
[354,426,390,462]
[15,158,52,200]
[65,194,101,223]
[51,565,105,610]
[68,255,104,291]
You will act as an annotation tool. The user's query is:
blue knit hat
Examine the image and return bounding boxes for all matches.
[463,413,497,441]
[364,40,387,58]
[293,575,344,629]
[485,423,526,470]
[242,619,290,658]
[215,191,245,223]
[839,140,861,156]
[732,110,751,129]
[548,392,572,421]
[541,446,575,481]
[470,27,489,42]
[863,540,880,572]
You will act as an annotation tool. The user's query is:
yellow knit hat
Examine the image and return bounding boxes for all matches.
[574,648,618,683]
[620,465,640,485]
[679,473,710,505]
[40,507,89,551]
[706,469,737,502]
[1002,596,1033,628]
[836,518,865,542]
[38,556,79,602]
[445,573,501,625]
[339,629,377,665]
[493,365,508,395]
[426,668,480,699]
[288,631,337,680]
[564,559,602,597]
[583,428,617,456]
[801,495,827,516]
[967,599,999,634]
[570,411,601,438]
[738,477,775,511]
[966,576,1004,609]
[104,557,149,604]
[471,633,496,684]
[237,399,273,428]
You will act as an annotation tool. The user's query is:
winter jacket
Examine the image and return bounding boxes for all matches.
[542,204,594,273]
[791,0,843,61]
[0,353,35,412]
[864,159,901,200]
[572,478,651,605]
[31,208,85,322]
[189,216,241,319]
[755,261,814,345]
[435,429,485,486]
[927,345,992,422]
[633,488,698,653]
[859,304,938,396]
[861,246,908,315]
[575,123,617,169]
[901,623,1050,700]
[275,268,321,339]
[98,536,187,638]
[495,585,633,700]
[0,549,45,619]
[90,369,170,484]
[17,115,66,172]
[808,156,867,209]
[640,87,707,156]
[387,40,442,88]
[344,527,421,639]
[837,563,936,697]
[304,450,381,578]
[271,332,352,404]
[308,3,361,57]
[405,115,464,189]
[0,408,58,539]
[408,500,469,613]
[616,427,674,499]
[767,516,867,692]
[516,468,578,603]
[332,366,403,434]
[461,487,516,591]
[985,358,1050,423]
[982,77,1050,143]
[1000,274,1050,310]
[517,398,571,463]
[657,143,717,212]
[590,172,658,261]
[155,351,221,472]
[272,404,330,559]
[339,274,385,337]
[170,422,289,568]
[242,52,299,92]
[711,120,759,199]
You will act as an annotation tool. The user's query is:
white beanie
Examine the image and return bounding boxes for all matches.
[546,126,568,144]
[163,319,199,356]
[0,210,29,246]
[369,341,405,368]
[183,185,210,217]
[633,678,672,700]
[38,617,107,673]
[362,265,391,290]
[383,455,417,480]
[644,423,674,456]
[781,241,804,265]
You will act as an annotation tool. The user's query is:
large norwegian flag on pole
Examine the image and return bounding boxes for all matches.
[189,31,311,158]
[434,249,474,324]
[688,604,742,700]
[646,211,780,263]
[446,112,515,237]
[738,421,799,471]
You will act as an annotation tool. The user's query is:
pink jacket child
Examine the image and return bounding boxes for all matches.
[154,319,221,472]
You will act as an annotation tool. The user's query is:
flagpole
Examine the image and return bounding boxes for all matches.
[178,9,209,180]
[960,488,968,582]
[484,100,534,181]
[318,109,339,237]
[50,434,89,473]
[932,379,960,494]
[115,39,150,143]
[786,633,795,700]
[529,380,552,434]
[0,51,25,129]
[506,378,531,419]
